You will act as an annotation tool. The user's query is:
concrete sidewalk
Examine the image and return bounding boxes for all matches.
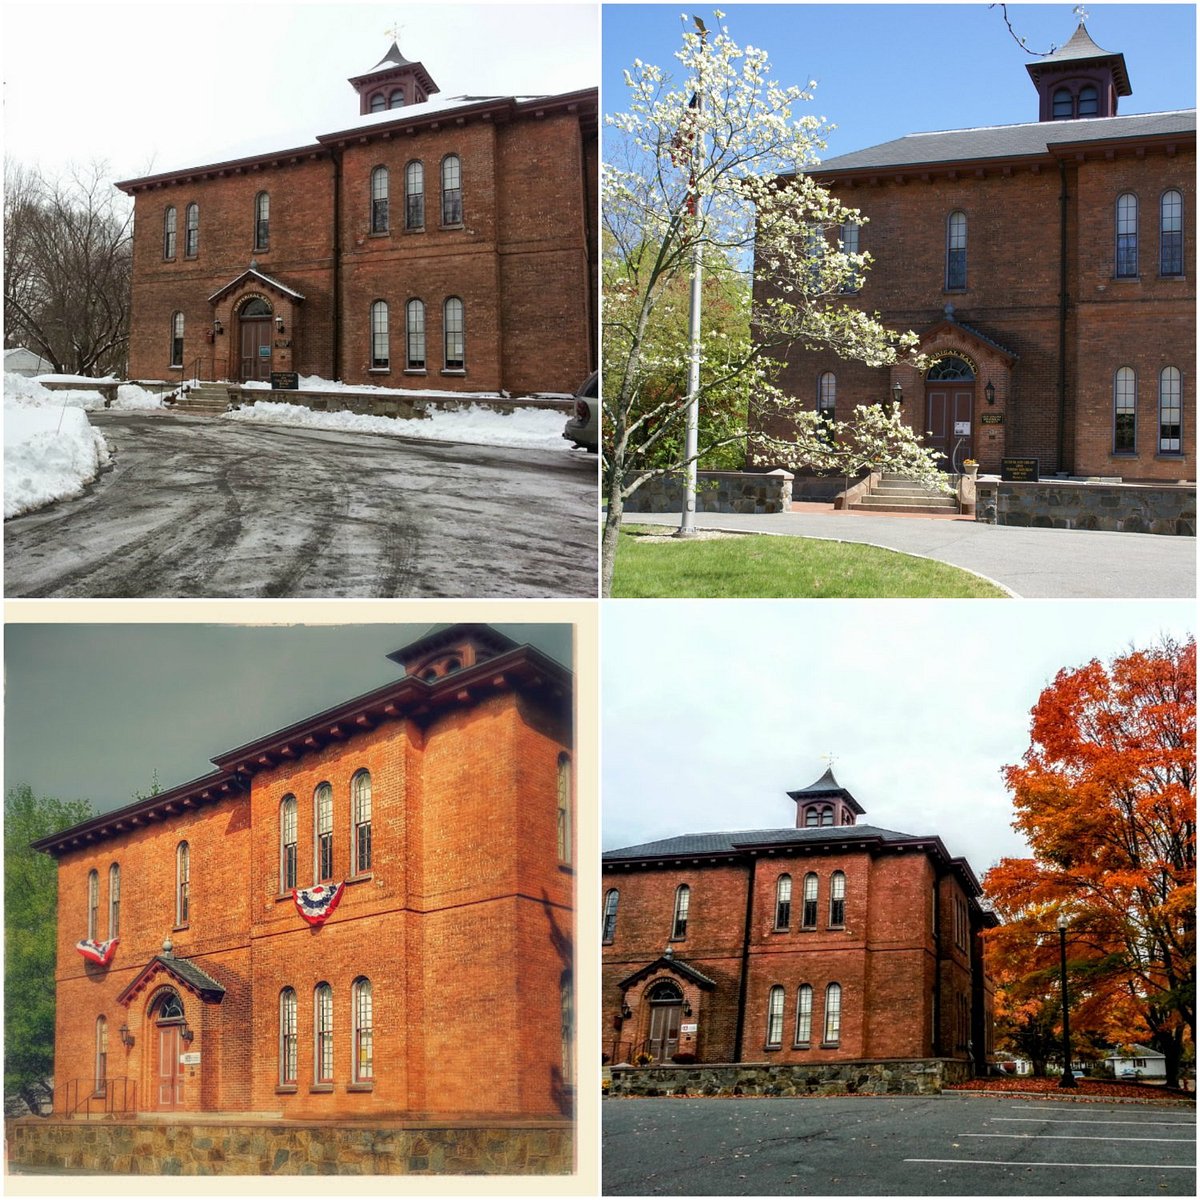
[627,511,1196,598]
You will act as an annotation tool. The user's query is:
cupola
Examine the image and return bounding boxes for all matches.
[786,767,865,829]
[1026,21,1131,122]
[348,40,440,116]
[387,623,518,683]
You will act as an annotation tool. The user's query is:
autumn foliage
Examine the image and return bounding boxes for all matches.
[984,637,1196,1086]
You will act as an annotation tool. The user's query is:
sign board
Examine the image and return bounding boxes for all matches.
[270,372,299,390]
[258,345,271,358]
[980,413,1004,425]
[179,1052,201,1065]
[680,1023,698,1034]
[1001,457,1040,482]
[954,421,971,436]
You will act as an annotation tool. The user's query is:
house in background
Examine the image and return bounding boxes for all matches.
[4,346,55,377]
[1106,1044,1168,1080]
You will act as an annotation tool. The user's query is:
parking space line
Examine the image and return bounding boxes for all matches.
[905,1158,1196,1171]
[992,1117,1193,1127]
[962,1132,1193,1144]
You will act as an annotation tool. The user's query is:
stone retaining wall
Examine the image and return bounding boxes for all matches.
[5,1116,572,1176]
[975,479,1195,536]
[626,470,795,515]
[606,1057,969,1098]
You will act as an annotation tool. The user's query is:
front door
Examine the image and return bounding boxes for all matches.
[239,303,273,381]
[926,386,974,471]
[156,1023,184,1110]
[647,991,683,1062]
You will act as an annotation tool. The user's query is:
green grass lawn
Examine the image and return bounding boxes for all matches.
[612,526,1009,598]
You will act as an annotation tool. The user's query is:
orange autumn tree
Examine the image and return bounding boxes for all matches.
[984,636,1196,1088]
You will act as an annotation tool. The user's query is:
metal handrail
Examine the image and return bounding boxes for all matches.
[57,1076,136,1118]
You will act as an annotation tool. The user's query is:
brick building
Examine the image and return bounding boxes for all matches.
[602,770,996,1070]
[33,624,575,1122]
[115,41,597,395]
[754,20,1194,482]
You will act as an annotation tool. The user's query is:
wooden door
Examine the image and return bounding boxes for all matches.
[156,1023,183,1110]
[239,317,272,381]
[647,1000,682,1063]
[925,386,974,470]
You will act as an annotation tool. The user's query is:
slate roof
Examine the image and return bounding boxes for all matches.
[786,766,866,815]
[1027,23,1131,96]
[814,109,1195,174]
[602,823,926,861]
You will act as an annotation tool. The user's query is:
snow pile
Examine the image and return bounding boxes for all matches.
[6,372,165,412]
[239,372,571,402]
[4,400,110,519]
[226,400,575,452]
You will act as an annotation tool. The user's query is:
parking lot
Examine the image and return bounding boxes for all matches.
[602,1094,1196,1195]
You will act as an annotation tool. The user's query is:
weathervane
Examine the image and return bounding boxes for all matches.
[1073,5,1089,23]
[385,21,405,42]
[822,752,838,771]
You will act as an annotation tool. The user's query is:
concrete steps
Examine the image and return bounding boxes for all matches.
[850,473,960,516]
[166,380,232,415]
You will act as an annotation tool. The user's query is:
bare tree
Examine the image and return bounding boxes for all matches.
[3,161,133,377]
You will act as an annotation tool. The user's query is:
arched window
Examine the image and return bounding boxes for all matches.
[829,870,846,926]
[155,988,184,1020]
[766,985,785,1047]
[926,355,976,382]
[108,864,120,939]
[280,795,298,891]
[441,154,463,225]
[370,165,389,233]
[794,984,814,1046]
[819,805,834,826]
[314,982,334,1083]
[163,206,177,258]
[1159,367,1182,454]
[370,300,389,370]
[254,191,270,251]
[405,161,425,230]
[801,873,818,928]
[557,753,572,863]
[352,770,372,874]
[1052,87,1074,119]
[352,977,373,1083]
[946,211,967,290]
[370,93,386,113]
[774,874,792,930]
[279,988,297,1085]
[1160,189,1184,277]
[602,889,620,943]
[170,311,184,368]
[840,221,861,292]
[388,89,405,109]
[671,883,690,940]
[406,298,426,369]
[314,783,333,882]
[561,971,574,1085]
[184,203,199,257]
[1116,193,1138,277]
[94,1016,108,1095]
[87,869,99,940]
[175,842,190,926]
[817,371,836,422]
[824,983,842,1045]
[1113,367,1137,454]
[804,807,819,828]
[1077,85,1099,117]
[443,297,465,370]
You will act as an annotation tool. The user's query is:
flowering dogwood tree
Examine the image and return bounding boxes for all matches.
[603,12,945,594]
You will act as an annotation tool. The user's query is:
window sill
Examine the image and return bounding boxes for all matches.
[441,369,466,377]
[1158,274,1186,282]
[309,1084,334,1094]
[820,1042,840,1050]
[558,861,574,875]
[345,873,373,887]
[404,227,425,235]
[763,1044,782,1053]
[403,368,427,376]
[173,924,189,933]
[792,1042,811,1051]
[1111,275,1141,283]
[275,1084,298,1095]
[368,231,390,239]
[770,927,790,935]
[1110,451,1138,458]
[346,1081,374,1092]
[368,368,391,375]
[828,924,846,931]
[1157,453,1186,460]
[441,223,465,231]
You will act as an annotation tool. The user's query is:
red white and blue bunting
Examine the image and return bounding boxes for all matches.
[293,882,345,927]
[76,938,119,965]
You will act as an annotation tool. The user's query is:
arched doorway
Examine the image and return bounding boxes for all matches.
[925,355,975,471]
[150,988,187,1110]
[238,297,273,382]
[645,981,684,1063]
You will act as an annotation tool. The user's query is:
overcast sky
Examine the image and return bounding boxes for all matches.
[3,1,599,181]
[602,600,1196,883]
[4,621,573,814]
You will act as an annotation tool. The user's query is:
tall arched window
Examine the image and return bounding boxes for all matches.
[170,312,184,368]
[794,984,814,1045]
[405,161,425,230]
[184,203,199,257]
[557,753,572,863]
[314,982,334,1083]
[561,971,574,1085]
[370,165,389,233]
[108,864,120,939]
[352,770,372,874]
[94,1016,108,1095]
[406,298,426,369]
[671,883,690,940]
[280,795,298,891]
[602,889,620,943]
[443,297,465,370]
[801,873,819,928]
[279,988,298,1085]
[817,372,836,423]
[314,783,334,882]
[1116,193,1138,277]
[441,154,462,224]
[824,983,842,1045]
[840,221,861,292]
[766,985,785,1047]
[1159,367,1182,454]
[254,191,270,251]
[87,869,99,940]
[946,211,967,290]
[163,206,177,258]
[774,874,792,930]
[1160,189,1184,277]
[175,841,190,926]
[1077,85,1099,117]
[352,977,373,1083]
[1113,367,1137,454]
[370,300,389,370]
[829,870,846,926]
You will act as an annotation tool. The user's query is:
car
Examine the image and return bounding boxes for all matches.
[1119,1068,1141,1079]
[562,371,598,451]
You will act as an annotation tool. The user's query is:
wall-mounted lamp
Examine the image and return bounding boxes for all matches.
[620,1003,632,1020]
[275,315,285,333]
[180,1024,195,1045]
[985,380,996,406]
[119,1024,134,1049]
[683,1003,693,1017]
[891,381,903,406]
[212,318,224,335]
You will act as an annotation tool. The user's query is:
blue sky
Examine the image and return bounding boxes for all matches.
[603,4,1196,161]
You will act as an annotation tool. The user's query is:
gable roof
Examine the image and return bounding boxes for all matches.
[617,955,718,992]
[116,954,227,1007]
[208,266,306,305]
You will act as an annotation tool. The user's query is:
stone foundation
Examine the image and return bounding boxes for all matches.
[606,1057,969,1099]
[5,1115,573,1176]
[626,470,795,515]
[975,479,1195,536]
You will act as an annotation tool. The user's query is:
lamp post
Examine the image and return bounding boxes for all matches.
[1056,913,1077,1088]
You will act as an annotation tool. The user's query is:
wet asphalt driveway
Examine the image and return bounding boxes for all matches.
[4,413,598,598]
